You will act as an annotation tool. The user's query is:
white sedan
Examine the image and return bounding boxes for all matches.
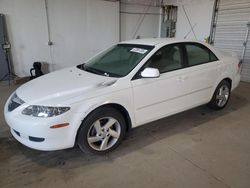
[4,38,241,154]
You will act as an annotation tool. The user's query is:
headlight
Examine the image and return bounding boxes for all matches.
[22,105,70,118]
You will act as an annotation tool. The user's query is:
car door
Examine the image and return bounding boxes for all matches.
[182,43,220,105]
[131,43,192,126]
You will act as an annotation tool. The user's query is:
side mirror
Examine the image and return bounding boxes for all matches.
[141,67,160,78]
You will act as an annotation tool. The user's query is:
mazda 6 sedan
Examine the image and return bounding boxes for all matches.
[4,38,241,154]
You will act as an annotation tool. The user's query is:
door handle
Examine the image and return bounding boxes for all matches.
[176,77,183,81]
[176,76,188,82]
[182,76,188,80]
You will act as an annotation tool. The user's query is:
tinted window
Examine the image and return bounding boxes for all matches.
[78,44,154,77]
[186,44,218,66]
[210,51,218,61]
[147,45,183,73]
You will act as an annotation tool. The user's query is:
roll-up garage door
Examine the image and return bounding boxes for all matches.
[212,0,250,82]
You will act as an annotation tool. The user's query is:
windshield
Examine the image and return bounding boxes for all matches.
[77,44,154,77]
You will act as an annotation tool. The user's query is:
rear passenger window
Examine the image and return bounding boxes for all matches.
[186,44,218,66]
[210,51,218,62]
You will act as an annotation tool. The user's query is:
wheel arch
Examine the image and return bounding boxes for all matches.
[74,102,132,145]
[98,103,132,132]
[209,76,232,102]
[207,77,232,110]
[223,77,232,89]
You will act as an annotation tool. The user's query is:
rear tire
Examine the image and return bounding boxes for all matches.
[208,80,231,110]
[77,107,126,154]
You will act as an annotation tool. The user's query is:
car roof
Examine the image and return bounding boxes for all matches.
[119,38,226,60]
[119,38,200,47]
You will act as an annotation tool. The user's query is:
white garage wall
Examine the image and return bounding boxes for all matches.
[163,0,214,41]
[0,0,214,77]
[47,0,119,70]
[0,0,51,77]
[120,0,161,41]
[0,0,119,77]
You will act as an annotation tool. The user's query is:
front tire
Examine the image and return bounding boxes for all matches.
[77,107,126,154]
[208,80,231,110]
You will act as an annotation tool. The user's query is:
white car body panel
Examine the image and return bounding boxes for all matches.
[132,60,220,125]
[4,38,241,151]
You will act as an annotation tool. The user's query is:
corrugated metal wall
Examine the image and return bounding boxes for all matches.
[213,0,250,82]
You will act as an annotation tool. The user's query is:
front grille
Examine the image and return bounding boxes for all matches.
[8,100,22,112]
[29,136,45,142]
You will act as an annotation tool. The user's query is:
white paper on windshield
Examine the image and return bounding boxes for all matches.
[130,48,148,54]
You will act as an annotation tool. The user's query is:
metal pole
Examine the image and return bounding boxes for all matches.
[158,1,163,38]
[240,20,250,65]
[44,0,52,45]
[44,0,55,72]
[119,0,121,42]
[209,0,220,44]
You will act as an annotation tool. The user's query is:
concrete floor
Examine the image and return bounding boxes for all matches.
[0,81,250,188]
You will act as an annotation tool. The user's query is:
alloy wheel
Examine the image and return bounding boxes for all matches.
[87,117,121,151]
[216,85,230,107]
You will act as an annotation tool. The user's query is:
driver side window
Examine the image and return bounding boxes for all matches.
[147,44,183,74]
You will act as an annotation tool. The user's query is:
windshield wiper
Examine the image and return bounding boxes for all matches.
[84,66,107,76]
[77,64,122,78]
[77,64,86,70]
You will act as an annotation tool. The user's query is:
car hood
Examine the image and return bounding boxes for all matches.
[16,67,117,105]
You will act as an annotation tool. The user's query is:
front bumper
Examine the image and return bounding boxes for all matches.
[4,101,83,151]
